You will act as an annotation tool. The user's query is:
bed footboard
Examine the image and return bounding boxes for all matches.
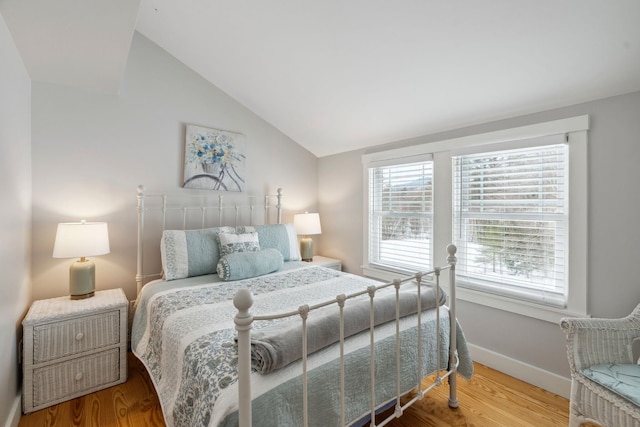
[234,244,459,427]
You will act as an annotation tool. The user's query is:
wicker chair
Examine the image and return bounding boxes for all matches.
[560,304,640,427]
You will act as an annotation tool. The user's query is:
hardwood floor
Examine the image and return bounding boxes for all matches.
[19,352,583,427]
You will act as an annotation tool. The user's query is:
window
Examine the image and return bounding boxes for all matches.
[453,137,568,307]
[363,116,588,322]
[367,157,433,273]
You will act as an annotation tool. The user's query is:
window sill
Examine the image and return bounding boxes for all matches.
[362,265,415,282]
[361,264,438,285]
[456,287,588,324]
[362,265,587,323]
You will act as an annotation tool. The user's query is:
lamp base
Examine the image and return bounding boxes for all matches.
[69,258,96,300]
[300,237,313,262]
[70,291,95,300]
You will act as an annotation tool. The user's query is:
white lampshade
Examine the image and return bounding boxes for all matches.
[293,212,322,236]
[53,221,110,258]
[294,213,321,262]
[53,220,110,299]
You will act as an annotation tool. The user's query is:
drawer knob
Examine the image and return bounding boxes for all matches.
[75,372,84,381]
[75,332,84,341]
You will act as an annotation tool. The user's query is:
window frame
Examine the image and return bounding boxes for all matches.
[366,155,435,275]
[452,137,569,308]
[362,116,589,322]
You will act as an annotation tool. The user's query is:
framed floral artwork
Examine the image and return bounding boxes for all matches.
[183,124,246,191]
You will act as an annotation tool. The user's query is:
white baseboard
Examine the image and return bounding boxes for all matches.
[4,394,21,427]
[468,343,571,399]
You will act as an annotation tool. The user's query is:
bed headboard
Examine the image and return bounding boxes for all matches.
[135,185,283,294]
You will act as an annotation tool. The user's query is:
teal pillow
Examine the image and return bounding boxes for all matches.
[236,223,301,261]
[582,363,640,406]
[217,248,284,281]
[161,226,235,281]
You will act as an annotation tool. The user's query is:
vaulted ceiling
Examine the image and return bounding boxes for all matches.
[2,0,640,157]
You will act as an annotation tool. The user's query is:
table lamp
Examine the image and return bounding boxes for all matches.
[53,220,110,299]
[293,212,322,262]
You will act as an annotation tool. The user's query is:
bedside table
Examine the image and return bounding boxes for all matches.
[22,288,128,413]
[308,255,342,271]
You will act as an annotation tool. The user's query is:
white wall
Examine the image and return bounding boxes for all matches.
[319,91,640,388]
[0,11,31,427]
[30,32,319,302]
[317,149,362,266]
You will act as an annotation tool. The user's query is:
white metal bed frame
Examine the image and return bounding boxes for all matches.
[135,186,460,427]
[234,246,459,427]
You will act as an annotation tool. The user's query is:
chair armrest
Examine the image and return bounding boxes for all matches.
[560,304,640,373]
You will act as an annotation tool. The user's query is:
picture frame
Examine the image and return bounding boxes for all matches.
[183,124,246,191]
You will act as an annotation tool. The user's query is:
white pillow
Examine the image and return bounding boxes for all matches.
[218,232,260,257]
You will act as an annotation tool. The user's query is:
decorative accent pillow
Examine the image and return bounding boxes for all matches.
[218,232,260,257]
[217,248,284,281]
[236,223,301,261]
[161,226,235,281]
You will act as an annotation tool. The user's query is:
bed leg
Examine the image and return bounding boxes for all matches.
[234,289,255,427]
[446,244,459,409]
[448,371,459,408]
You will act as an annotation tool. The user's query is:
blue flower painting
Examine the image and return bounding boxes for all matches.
[183,124,246,191]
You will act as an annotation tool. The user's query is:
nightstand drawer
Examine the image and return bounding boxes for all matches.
[33,310,121,363]
[32,348,121,407]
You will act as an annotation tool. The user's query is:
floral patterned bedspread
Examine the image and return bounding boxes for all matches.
[131,263,473,427]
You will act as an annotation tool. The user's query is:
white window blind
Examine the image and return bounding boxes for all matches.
[453,138,568,307]
[368,159,433,272]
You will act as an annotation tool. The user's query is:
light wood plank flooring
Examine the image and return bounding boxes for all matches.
[19,352,586,427]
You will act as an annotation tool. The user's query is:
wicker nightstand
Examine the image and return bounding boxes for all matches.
[308,255,342,271]
[22,288,128,413]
